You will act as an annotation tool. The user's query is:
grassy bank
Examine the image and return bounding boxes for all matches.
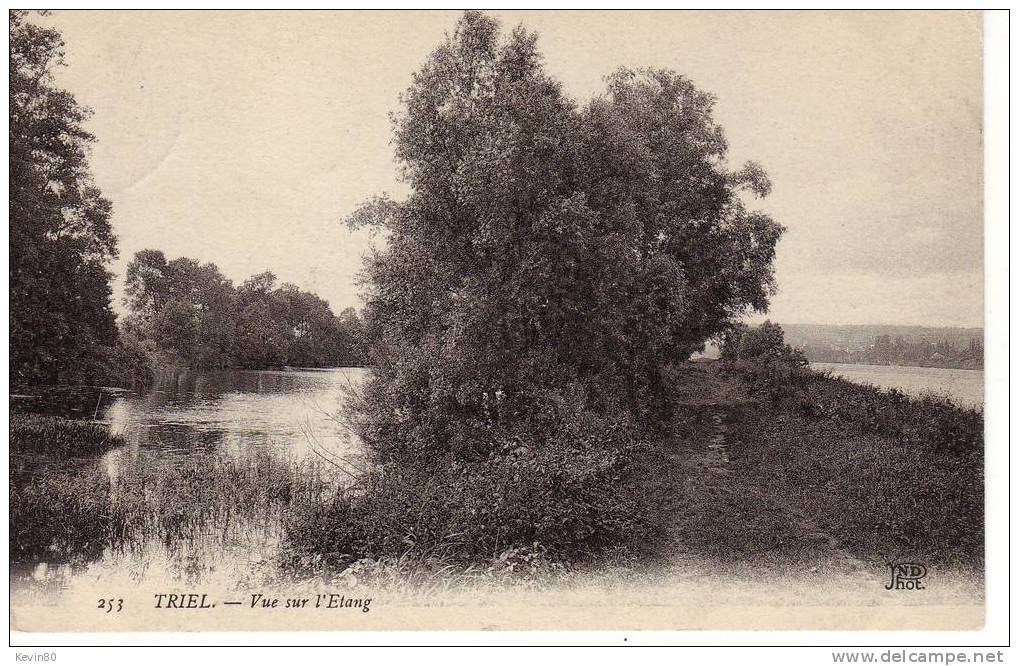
[724,369,983,567]
[285,358,984,580]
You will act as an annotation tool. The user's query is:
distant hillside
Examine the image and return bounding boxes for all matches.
[779,323,983,370]
[695,324,984,370]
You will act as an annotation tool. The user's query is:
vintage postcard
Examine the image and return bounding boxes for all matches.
[8,9,1000,641]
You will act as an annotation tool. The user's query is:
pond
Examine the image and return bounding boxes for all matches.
[15,367,369,468]
[98,367,369,469]
[810,362,984,409]
[10,367,370,595]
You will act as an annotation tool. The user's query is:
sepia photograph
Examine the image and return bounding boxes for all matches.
[6,7,1007,648]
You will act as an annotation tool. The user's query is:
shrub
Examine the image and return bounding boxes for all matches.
[286,409,660,569]
[101,331,158,387]
[719,321,809,402]
[319,362,670,570]
[799,374,983,456]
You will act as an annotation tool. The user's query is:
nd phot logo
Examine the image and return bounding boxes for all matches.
[885,562,928,590]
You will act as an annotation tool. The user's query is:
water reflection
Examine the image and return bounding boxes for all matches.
[10,367,369,593]
[95,367,368,469]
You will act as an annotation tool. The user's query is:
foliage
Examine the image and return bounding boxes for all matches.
[286,416,659,567]
[722,322,981,457]
[10,413,124,564]
[123,250,368,370]
[9,10,120,385]
[716,321,982,565]
[720,320,806,365]
[98,330,159,387]
[110,449,328,550]
[10,413,125,455]
[123,250,237,368]
[719,320,808,402]
[40,329,159,389]
[308,11,787,566]
[796,374,983,457]
[348,11,783,461]
[10,444,328,567]
[10,464,117,564]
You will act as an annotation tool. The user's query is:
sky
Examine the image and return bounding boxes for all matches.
[40,10,984,327]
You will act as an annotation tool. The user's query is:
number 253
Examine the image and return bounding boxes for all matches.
[98,598,123,613]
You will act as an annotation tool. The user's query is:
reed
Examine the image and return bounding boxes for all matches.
[10,413,125,455]
[10,445,331,568]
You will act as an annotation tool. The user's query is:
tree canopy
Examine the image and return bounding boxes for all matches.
[10,10,119,384]
[349,11,784,460]
[123,249,366,370]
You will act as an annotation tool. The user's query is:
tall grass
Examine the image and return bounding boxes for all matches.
[10,446,331,570]
[10,413,125,455]
[10,464,117,565]
[112,449,330,550]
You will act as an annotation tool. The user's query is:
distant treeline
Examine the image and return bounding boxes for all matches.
[780,324,984,370]
[121,250,368,373]
[11,13,369,388]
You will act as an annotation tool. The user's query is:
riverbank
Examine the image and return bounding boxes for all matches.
[810,361,983,408]
[281,360,982,586]
[676,364,982,569]
[10,361,983,599]
[10,420,331,571]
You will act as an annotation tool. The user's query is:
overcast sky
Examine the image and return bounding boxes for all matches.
[41,10,983,327]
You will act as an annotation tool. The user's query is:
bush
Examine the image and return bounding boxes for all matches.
[100,331,158,387]
[286,407,659,569]
[719,321,809,402]
[720,323,982,457]
[324,366,668,569]
[10,413,125,455]
[798,374,983,456]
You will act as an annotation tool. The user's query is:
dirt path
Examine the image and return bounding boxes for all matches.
[657,397,879,586]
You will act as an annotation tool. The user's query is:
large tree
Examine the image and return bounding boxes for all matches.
[123,250,237,368]
[10,10,119,384]
[273,282,342,367]
[234,271,291,369]
[348,12,783,459]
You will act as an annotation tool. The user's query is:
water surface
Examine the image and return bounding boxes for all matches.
[810,362,983,409]
[11,367,369,593]
[97,367,369,471]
